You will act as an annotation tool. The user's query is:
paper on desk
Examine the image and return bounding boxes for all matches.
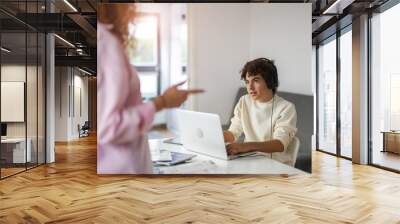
[154,160,223,174]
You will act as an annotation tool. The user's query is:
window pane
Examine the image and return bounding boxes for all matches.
[371,3,400,171]
[27,31,38,169]
[318,37,337,154]
[128,16,158,66]
[340,29,352,158]
[1,30,28,177]
[138,72,158,99]
[390,74,400,129]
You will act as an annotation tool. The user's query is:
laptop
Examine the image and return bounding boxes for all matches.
[163,136,182,145]
[176,109,256,160]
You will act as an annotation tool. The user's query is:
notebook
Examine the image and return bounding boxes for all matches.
[153,150,196,166]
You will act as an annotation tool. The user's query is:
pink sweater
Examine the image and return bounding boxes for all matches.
[97,22,155,174]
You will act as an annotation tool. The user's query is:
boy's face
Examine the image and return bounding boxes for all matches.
[245,73,270,101]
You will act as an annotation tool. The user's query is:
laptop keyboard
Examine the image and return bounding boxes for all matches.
[228,151,259,160]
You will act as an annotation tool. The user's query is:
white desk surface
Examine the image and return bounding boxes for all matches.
[149,139,305,175]
[1,138,27,143]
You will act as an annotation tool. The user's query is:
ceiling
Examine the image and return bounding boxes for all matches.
[0,0,97,74]
[0,0,395,75]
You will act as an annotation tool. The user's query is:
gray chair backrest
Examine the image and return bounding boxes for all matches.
[277,91,313,167]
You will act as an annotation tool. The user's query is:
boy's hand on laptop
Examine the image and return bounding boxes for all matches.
[223,131,235,143]
[226,143,248,155]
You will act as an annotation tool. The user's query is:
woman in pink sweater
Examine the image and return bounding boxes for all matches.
[97,4,202,174]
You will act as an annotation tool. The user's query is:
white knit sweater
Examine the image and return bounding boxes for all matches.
[228,94,298,165]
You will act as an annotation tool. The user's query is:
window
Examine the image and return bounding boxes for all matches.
[127,14,160,99]
[316,24,353,159]
[339,28,352,158]
[317,36,337,155]
[389,74,400,130]
[371,2,400,171]
[0,1,46,179]
[128,16,158,66]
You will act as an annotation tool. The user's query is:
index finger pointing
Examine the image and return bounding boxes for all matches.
[184,89,205,94]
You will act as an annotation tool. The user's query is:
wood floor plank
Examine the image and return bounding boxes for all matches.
[1,134,400,223]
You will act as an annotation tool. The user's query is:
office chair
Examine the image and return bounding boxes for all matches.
[79,121,90,138]
[287,136,300,167]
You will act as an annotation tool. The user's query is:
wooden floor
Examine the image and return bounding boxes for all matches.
[1,134,400,223]
[1,163,45,178]
[1,167,26,178]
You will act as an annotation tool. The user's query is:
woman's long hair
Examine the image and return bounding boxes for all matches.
[98,3,136,45]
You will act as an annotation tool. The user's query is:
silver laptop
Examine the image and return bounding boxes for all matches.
[176,109,256,160]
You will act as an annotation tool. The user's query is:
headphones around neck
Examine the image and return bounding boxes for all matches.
[270,95,275,158]
[256,58,278,158]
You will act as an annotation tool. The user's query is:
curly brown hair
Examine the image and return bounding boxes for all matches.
[240,58,279,94]
[97,3,136,45]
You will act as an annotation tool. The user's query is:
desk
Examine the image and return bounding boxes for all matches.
[381,131,400,154]
[1,138,32,164]
[149,139,305,175]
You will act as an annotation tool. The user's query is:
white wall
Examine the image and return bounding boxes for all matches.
[55,67,69,141]
[54,67,89,141]
[72,74,89,138]
[188,3,312,124]
[249,4,312,95]
[187,3,250,124]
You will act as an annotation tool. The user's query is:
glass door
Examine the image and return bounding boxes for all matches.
[370,2,400,172]
[317,35,337,155]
